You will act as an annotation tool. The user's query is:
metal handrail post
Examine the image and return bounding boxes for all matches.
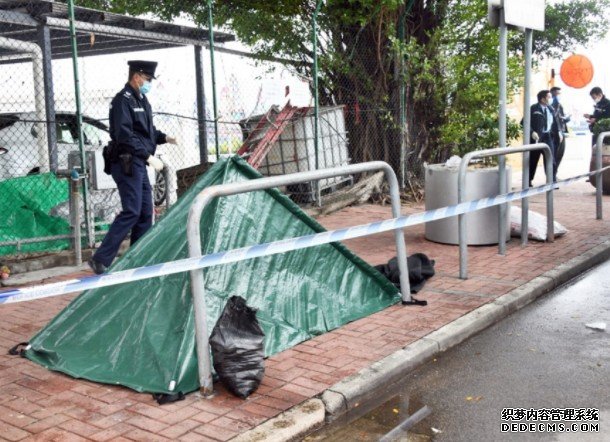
[458,144,553,279]
[186,161,410,396]
[596,132,610,219]
[544,150,555,244]
[522,29,533,245]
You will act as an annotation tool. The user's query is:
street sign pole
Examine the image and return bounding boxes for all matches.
[498,8,507,254]
[488,0,544,252]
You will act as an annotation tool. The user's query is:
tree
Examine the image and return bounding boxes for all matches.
[439,0,610,159]
[79,0,609,184]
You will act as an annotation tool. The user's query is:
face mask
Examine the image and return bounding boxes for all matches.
[553,96,560,104]
[140,80,152,95]
[594,97,602,104]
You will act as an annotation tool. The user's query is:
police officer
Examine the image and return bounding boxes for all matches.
[88,60,176,274]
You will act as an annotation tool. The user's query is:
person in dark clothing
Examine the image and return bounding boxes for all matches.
[529,90,562,185]
[584,86,610,145]
[550,86,570,176]
[88,60,176,275]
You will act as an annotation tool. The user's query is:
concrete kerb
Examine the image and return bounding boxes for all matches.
[322,338,439,413]
[542,240,610,287]
[241,239,610,441]
[230,399,325,442]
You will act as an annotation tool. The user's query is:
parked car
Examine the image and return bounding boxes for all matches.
[0,112,168,206]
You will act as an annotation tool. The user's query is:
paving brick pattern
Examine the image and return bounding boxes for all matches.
[0,182,608,441]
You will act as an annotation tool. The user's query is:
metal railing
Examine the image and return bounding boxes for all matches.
[595,132,609,220]
[458,144,554,279]
[186,161,411,396]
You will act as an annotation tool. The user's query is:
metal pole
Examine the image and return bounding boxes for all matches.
[386,165,412,304]
[70,177,82,266]
[544,149,554,243]
[312,1,324,205]
[67,0,94,248]
[37,25,58,172]
[522,29,533,245]
[186,161,411,396]
[207,0,219,160]
[397,5,406,189]
[194,45,209,165]
[398,0,415,190]
[498,8,508,255]
[595,133,609,219]
[458,144,553,279]
[313,0,323,173]
[186,226,214,397]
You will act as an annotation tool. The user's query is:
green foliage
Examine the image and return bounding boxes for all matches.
[534,0,610,59]
[436,0,525,156]
[77,0,609,166]
[433,0,609,157]
[591,118,610,138]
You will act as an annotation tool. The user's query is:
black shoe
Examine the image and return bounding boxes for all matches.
[88,258,107,275]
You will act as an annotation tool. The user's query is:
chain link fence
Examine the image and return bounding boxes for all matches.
[0,0,411,262]
[0,0,235,260]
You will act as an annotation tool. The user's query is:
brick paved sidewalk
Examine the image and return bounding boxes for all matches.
[0,181,608,441]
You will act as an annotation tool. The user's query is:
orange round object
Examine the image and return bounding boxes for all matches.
[560,54,594,89]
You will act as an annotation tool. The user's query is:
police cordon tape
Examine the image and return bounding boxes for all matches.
[1,167,608,305]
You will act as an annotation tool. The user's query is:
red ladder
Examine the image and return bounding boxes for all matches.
[237,104,308,169]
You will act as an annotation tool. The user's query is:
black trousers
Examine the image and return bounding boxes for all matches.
[93,161,152,267]
[553,133,566,173]
[529,132,557,184]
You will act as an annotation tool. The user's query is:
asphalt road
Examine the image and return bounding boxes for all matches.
[307,259,610,442]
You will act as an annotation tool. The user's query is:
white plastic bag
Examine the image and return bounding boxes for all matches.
[510,206,567,241]
[445,155,462,168]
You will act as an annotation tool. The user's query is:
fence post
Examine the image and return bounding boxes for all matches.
[194,45,209,165]
[206,0,219,160]
[70,175,82,266]
[37,24,58,172]
[67,0,94,248]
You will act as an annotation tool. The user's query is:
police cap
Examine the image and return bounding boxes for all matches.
[127,60,158,79]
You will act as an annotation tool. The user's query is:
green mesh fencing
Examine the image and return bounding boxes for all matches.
[0,173,70,255]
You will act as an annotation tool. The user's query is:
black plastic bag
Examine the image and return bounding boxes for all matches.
[209,296,265,398]
[374,253,435,293]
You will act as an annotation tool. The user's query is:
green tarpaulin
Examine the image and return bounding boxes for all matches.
[0,174,70,256]
[26,157,399,394]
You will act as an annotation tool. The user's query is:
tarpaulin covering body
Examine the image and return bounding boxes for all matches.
[26,157,399,394]
[0,174,70,255]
